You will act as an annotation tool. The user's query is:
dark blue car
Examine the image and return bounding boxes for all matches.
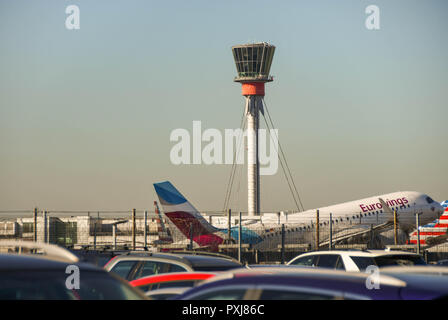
[175,267,448,300]
[0,254,147,300]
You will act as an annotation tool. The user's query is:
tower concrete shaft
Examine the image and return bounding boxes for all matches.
[245,96,263,216]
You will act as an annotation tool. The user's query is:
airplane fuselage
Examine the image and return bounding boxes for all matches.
[153,182,444,251]
[216,191,443,249]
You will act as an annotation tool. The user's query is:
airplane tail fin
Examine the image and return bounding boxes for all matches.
[153,181,221,246]
[407,204,448,245]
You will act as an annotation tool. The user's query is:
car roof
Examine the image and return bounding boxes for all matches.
[176,268,408,300]
[200,267,406,287]
[352,250,421,257]
[0,240,79,263]
[0,253,102,272]
[146,287,190,297]
[291,250,420,258]
[130,272,216,287]
[247,264,308,269]
[379,265,448,275]
[169,254,241,268]
[112,252,242,268]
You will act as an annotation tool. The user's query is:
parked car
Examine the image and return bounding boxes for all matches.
[129,271,216,293]
[104,251,242,281]
[379,266,448,299]
[287,250,426,271]
[174,267,408,300]
[175,267,448,300]
[436,259,448,266]
[145,287,190,300]
[0,240,81,263]
[0,254,148,300]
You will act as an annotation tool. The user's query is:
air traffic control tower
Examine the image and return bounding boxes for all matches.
[232,43,275,216]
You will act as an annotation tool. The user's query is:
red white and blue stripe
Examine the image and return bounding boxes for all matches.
[408,201,448,245]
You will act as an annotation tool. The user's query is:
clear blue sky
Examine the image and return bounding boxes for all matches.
[0,0,447,213]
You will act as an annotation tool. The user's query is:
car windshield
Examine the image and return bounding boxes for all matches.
[351,255,426,271]
[148,293,179,300]
[350,256,376,271]
[373,255,426,267]
[192,265,241,272]
[183,256,242,272]
[0,270,144,300]
[110,261,137,279]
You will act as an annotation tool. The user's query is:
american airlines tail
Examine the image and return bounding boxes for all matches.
[408,202,448,245]
[153,181,224,248]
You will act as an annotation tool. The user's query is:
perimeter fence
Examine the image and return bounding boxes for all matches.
[1,209,447,264]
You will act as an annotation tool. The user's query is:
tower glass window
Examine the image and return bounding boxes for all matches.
[232,43,275,81]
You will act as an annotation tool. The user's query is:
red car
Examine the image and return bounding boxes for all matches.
[129,272,216,293]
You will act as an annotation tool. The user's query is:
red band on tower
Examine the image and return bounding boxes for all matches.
[241,82,265,96]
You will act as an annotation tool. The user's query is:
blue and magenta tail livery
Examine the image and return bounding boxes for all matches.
[153,181,223,248]
[153,181,263,249]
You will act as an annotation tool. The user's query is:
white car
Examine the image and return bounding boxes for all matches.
[286,250,426,272]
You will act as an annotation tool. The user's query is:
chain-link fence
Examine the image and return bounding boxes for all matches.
[0,210,166,250]
[1,209,448,264]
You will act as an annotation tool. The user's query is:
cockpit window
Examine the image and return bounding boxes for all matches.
[426,197,434,204]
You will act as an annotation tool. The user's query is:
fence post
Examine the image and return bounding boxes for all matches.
[132,208,136,250]
[329,213,333,250]
[281,224,285,264]
[227,209,231,242]
[113,224,117,250]
[144,210,148,249]
[394,209,398,245]
[93,215,97,250]
[87,211,90,248]
[33,207,38,242]
[416,213,421,254]
[238,212,242,263]
[316,210,319,251]
[43,210,48,243]
[189,222,194,250]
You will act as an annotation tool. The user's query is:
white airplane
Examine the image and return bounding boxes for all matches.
[153,181,444,250]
